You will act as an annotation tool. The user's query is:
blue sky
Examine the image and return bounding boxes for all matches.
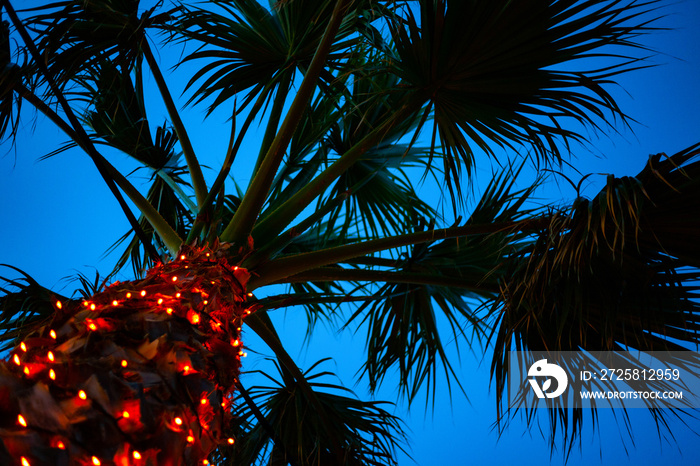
[2,1,700,464]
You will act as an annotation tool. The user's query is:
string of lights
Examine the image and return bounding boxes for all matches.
[0,244,254,465]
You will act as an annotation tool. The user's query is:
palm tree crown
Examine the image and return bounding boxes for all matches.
[1,0,699,465]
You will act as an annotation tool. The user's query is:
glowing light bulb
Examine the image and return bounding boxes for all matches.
[23,366,29,375]
[247,292,253,297]
[234,266,239,270]
[158,298,164,305]
[172,276,178,282]
[206,253,210,257]
[56,300,62,309]
[174,417,183,426]
[232,339,240,347]
[20,342,27,352]
[48,351,55,362]
[227,438,235,445]
[166,308,173,315]
[90,303,96,311]
[123,411,130,418]
[57,441,66,450]
[180,255,186,260]
[83,301,89,307]
[126,292,132,298]
[203,300,208,305]
[133,451,142,460]
[18,414,27,427]
[187,435,194,443]
[50,330,57,339]
[190,314,200,325]
[49,369,56,380]
[200,398,207,405]
[92,456,101,466]
[87,321,97,331]
[21,457,30,466]
[203,461,209,465]
[242,352,248,357]
[183,366,191,374]
[176,292,181,298]
[112,300,118,306]
[13,354,20,365]
[78,390,87,400]
[140,290,146,297]
[121,360,128,368]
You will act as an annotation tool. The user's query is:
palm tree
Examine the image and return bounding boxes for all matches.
[0,0,698,464]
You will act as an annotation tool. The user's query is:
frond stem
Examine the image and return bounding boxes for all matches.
[142,38,207,209]
[220,0,355,246]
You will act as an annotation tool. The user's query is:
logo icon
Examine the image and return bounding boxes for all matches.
[528,359,568,399]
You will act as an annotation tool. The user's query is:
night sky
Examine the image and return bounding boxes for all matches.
[2,1,700,464]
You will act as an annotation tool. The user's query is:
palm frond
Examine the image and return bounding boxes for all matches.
[491,142,700,451]
[174,0,390,115]
[0,266,67,351]
[217,359,408,466]
[342,163,541,403]
[388,0,661,190]
[22,0,171,90]
[0,17,24,142]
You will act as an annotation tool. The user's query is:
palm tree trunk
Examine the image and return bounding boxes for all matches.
[0,244,251,466]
